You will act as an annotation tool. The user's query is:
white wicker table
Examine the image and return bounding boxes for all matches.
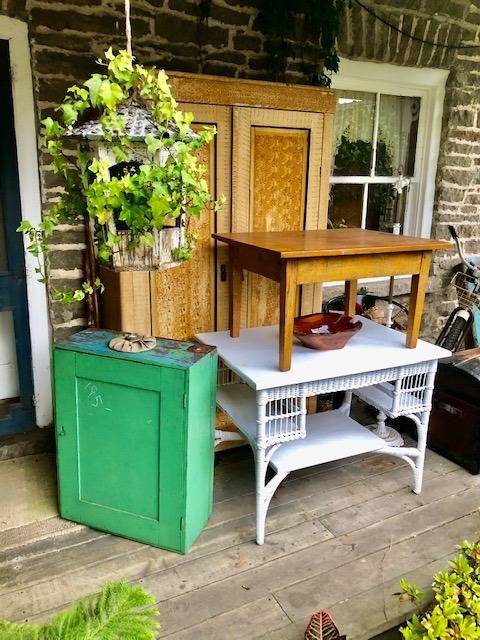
[196,318,450,545]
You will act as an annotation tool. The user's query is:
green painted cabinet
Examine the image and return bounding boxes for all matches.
[53,329,217,554]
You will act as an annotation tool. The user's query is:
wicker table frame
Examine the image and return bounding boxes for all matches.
[197,319,450,545]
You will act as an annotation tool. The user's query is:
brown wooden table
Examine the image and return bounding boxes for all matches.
[212,229,451,371]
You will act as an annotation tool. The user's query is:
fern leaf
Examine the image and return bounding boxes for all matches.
[0,620,41,640]
[43,580,159,640]
[304,611,346,640]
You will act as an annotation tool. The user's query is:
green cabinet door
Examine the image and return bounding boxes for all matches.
[53,330,217,554]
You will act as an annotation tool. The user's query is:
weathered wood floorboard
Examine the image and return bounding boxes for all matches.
[153,491,480,637]
[0,444,478,640]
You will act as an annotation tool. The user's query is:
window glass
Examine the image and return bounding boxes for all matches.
[329,88,420,231]
[328,184,363,228]
[366,184,394,231]
[332,90,376,177]
[376,95,419,177]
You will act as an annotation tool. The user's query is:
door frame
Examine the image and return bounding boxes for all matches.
[1,16,52,427]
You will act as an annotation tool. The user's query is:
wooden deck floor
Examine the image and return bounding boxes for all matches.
[1,408,480,639]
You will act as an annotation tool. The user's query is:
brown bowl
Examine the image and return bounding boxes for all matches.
[293,313,362,351]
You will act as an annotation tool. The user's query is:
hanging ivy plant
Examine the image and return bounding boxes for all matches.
[18,48,224,304]
[260,0,349,86]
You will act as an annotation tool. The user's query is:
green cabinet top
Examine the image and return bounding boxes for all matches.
[54,329,216,370]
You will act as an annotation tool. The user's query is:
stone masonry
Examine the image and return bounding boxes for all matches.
[1,0,480,341]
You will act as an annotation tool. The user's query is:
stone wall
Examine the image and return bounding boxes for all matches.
[2,0,480,341]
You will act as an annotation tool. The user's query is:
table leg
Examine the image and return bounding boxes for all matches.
[406,252,432,348]
[345,279,358,317]
[229,245,242,338]
[279,261,298,371]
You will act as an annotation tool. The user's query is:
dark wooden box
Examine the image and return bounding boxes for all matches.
[428,348,480,474]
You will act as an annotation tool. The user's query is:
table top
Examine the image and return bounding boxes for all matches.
[212,229,451,259]
[196,317,451,390]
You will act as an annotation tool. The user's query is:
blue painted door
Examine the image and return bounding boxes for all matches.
[0,39,35,434]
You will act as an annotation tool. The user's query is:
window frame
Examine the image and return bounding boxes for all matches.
[330,58,449,238]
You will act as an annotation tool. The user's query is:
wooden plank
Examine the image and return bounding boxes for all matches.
[0,445,476,637]
[325,554,451,640]
[150,121,216,341]
[161,596,290,639]
[273,513,480,640]
[167,71,336,114]
[0,451,463,595]
[147,501,480,637]
[212,229,451,257]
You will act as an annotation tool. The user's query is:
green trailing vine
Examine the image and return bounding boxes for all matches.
[0,580,160,639]
[18,48,224,304]
[260,0,349,85]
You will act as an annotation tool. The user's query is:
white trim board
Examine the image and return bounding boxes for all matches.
[1,16,52,427]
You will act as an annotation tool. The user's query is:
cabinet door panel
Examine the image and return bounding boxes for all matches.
[150,105,231,339]
[232,108,330,328]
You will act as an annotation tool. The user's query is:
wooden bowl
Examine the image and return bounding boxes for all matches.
[293,313,362,350]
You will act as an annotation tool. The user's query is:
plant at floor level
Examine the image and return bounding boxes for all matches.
[0,579,160,639]
[399,536,480,639]
[304,610,346,639]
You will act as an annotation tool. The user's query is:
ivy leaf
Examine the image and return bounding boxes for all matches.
[72,289,86,301]
[17,220,33,232]
[148,193,171,227]
[181,169,199,187]
[111,145,130,163]
[98,80,125,110]
[139,231,154,247]
[97,248,111,263]
[89,157,111,182]
[156,69,172,96]
[41,117,63,138]
[96,209,111,225]
[145,134,163,156]
[60,103,79,126]
[84,74,103,107]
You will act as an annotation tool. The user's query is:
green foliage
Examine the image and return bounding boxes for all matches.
[19,48,224,303]
[400,537,480,639]
[0,580,160,639]
[260,0,349,86]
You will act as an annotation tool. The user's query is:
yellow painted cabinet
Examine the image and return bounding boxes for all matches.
[100,74,335,339]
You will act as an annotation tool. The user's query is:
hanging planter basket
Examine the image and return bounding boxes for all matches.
[66,104,201,272]
[109,225,182,271]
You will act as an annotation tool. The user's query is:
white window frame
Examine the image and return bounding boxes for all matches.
[330,58,448,238]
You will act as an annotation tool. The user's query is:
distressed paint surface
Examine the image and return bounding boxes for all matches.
[53,331,217,553]
[55,329,216,370]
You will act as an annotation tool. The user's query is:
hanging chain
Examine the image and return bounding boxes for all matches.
[125,0,132,55]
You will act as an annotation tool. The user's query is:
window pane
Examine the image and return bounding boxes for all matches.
[332,90,376,177]
[328,184,364,228]
[376,95,419,177]
[366,184,394,231]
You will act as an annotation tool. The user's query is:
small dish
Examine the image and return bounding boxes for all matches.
[293,313,362,350]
